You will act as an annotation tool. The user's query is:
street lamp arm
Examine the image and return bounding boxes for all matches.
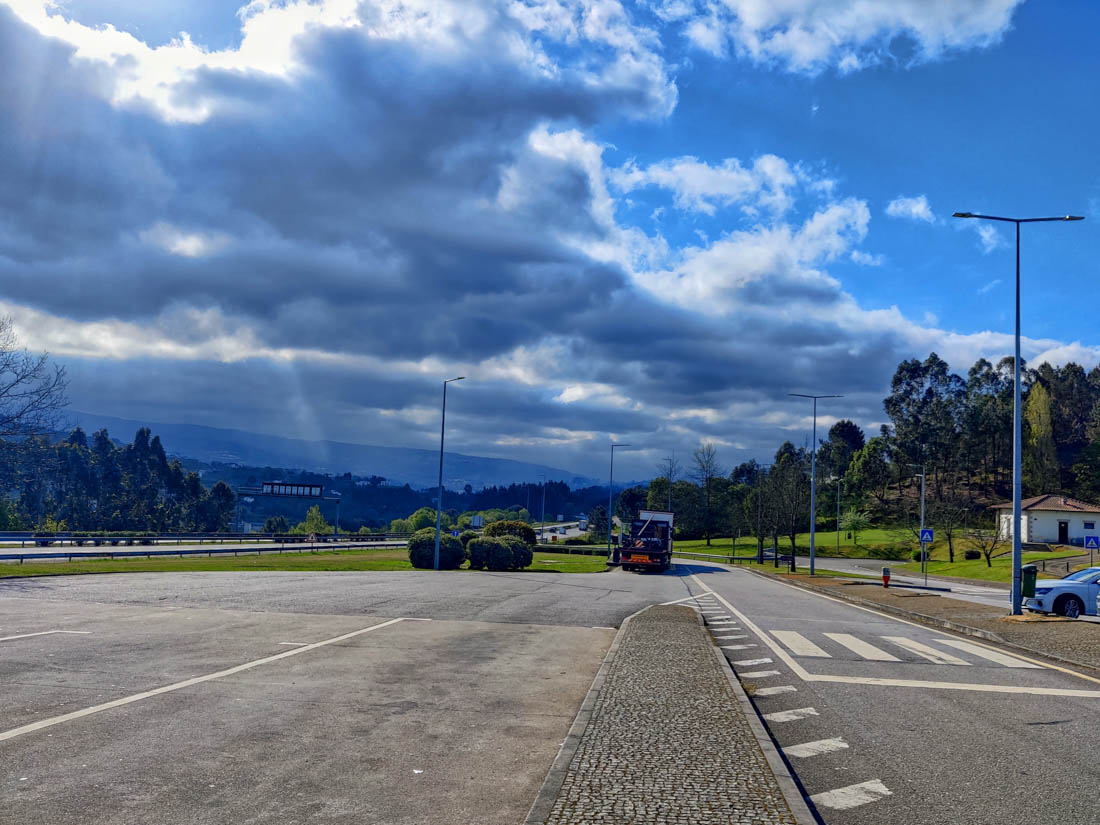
[953,212,1084,223]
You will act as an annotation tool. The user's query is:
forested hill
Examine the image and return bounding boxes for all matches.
[67,412,597,489]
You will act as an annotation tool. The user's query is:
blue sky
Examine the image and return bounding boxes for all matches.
[2,0,1098,481]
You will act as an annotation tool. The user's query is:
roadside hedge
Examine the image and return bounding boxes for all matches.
[483,520,536,546]
[407,527,464,570]
[458,530,479,549]
[467,537,495,571]
[964,549,981,561]
[499,535,533,569]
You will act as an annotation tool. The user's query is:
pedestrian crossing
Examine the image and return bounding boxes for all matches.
[766,629,1041,669]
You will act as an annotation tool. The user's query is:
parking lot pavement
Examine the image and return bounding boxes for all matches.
[0,595,616,824]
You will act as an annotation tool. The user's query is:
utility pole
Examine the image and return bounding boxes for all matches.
[433,376,465,571]
[789,393,843,575]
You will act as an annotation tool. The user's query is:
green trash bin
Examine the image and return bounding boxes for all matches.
[1021,564,1038,599]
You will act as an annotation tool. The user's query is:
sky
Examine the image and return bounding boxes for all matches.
[2,0,1100,482]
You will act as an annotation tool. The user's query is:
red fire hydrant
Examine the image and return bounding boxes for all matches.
[882,567,891,588]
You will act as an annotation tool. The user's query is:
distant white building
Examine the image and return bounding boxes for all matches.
[994,494,1100,545]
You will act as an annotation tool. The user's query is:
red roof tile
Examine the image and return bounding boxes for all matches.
[991,494,1100,513]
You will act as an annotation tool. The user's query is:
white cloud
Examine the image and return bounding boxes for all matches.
[977,278,1002,295]
[610,153,803,216]
[676,0,1023,74]
[139,223,231,258]
[850,250,883,266]
[885,195,935,223]
[977,223,1004,254]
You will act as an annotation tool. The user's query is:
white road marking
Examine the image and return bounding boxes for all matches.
[810,779,893,810]
[0,618,411,743]
[784,737,848,758]
[771,630,831,657]
[714,634,748,640]
[733,657,773,666]
[688,572,1100,697]
[935,639,1042,668]
[660,596,704,606]
[721,644,757,650]
[763,706,818,723]
[883,636,971,665]
[753,685,797,697]
[0,630,91,643]
[740,670,781,678]
[276,642,309,646]
[823,633,900,662]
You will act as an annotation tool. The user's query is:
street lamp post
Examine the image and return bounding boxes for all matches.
[753,463,774,565]
[789,394,843,576]
[539,473,547,541]
[608,443,630,563]
[434,376,465,571]
[953,212,1083,614]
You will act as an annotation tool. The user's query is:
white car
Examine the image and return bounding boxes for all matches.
[1025,567,1100,619]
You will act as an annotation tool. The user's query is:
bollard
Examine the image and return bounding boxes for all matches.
[882,566,891,588]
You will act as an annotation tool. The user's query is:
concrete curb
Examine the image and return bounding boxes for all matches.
[523,605,642,825]
[696,609,818,825]
[740,566,1100,675]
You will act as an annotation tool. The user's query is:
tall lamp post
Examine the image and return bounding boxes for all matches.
[789,393,843,576]
[608,443,630,563]
[953,211,1083,614]
[539,473,547,541]
[434,376,465,571]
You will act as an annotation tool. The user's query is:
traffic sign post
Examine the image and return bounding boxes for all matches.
[920,528,934,544]
[1086,534,1098,565]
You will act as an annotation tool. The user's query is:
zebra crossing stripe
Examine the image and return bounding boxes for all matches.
[883,636,970,666]
[823,633,900,662]
[785,737,848,758]
[771,630,830,657]
[810,779,892,810]
[935,639,1041,669]
[753,685,797,697]
[763,706,818,723]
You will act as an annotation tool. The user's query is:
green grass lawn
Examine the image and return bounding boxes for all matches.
[673,528,914,559]
[0,548,608,578]
[895,546,1085,583]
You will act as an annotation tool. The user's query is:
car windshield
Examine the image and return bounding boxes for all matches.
[1061,569,1100,582]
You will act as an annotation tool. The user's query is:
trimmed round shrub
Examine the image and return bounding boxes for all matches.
[499,535,533,570]
[964,549,981,561]
[458,530,479,550]
[483,520,536,546]
[467,537,497,570]
[408,527,464,570]
[911,549,928,562]
[484,538,514,571]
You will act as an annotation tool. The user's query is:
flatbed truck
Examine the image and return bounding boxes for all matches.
[620,510,674,573]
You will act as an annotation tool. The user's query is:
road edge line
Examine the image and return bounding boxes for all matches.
[523,607,642,825]
[698,607,818,825]
[739,566,1100,679]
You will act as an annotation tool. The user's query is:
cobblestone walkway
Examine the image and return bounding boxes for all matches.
[541,604,798,825]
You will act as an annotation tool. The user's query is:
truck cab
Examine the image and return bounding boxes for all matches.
[621,510,674,573]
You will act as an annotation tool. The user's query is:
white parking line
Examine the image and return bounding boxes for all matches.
[883,636,971,666]
[721,644,757,650]
[784,737,848,758]
[810,779,892,810]
[740,670,780,678]
[733,657,773,666]
[935,638,1041,668]
[0,618,413,743]
[824,633,900,662]
[0,630,91,643]
[753,685,797,697]
[771,630,830,658]
[763,706,818,723]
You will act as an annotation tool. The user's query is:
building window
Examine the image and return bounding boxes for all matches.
[1085,521,1095,531]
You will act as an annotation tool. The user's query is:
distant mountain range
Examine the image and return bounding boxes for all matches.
[64,412,600,491]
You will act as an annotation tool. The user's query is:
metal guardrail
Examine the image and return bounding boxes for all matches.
[0,531,413,549]
[0,538,407,565]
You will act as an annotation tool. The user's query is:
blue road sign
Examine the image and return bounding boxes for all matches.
[920,528,934,543]
[1086,535,1099,550]
[451,530,460,537]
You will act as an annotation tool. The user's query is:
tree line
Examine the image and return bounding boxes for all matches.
[626,353,1100,561]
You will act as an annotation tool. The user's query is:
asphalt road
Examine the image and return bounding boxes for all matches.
[680,563,1100,824]
[0,568,696,825]
[5,564,1099,824]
